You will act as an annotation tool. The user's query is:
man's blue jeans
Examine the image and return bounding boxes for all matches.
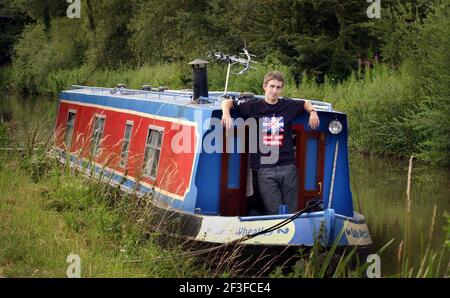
[256,164,299,215]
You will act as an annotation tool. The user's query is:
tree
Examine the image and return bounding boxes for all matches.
[0,0,30,65]
[11,0,66,34]
[81,0,134,69]
[272,0,383,83]
[129,0,214,65]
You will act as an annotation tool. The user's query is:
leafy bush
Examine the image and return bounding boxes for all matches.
[11,19,86,94]
[403,3,450,165]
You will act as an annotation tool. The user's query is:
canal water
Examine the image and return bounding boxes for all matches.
[1,95,449,277]
[350,153,449,276]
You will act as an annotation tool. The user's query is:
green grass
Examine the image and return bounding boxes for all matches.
[0,148,447,277]
[0,152,210,277]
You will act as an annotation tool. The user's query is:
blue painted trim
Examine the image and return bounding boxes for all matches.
[59,91,214,122]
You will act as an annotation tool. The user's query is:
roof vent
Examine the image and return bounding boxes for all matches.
[188,59,209,101]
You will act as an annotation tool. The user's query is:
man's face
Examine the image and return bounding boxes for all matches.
[263,79,283,102]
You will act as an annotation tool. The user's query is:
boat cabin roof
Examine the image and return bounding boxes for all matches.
[66,85,337,114]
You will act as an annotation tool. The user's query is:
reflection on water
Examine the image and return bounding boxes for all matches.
[350,154,449,276]
[0,95,56,147]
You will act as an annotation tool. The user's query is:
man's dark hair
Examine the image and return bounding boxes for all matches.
[263,71,285,87]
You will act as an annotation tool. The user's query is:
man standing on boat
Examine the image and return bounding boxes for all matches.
[221,71,320,215]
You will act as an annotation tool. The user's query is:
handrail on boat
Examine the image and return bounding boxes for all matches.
[68,85,333,111]
[207,93,333,112]
[307,100,333,112]
[253,94,332,112]
[69,85,193,102]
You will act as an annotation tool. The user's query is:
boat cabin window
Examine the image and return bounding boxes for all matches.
[119,121,133,167]
[64,110,76,149]
[90,115,105,156]
[143,127,163,179]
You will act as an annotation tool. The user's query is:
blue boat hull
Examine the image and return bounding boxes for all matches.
[194,209,372,247]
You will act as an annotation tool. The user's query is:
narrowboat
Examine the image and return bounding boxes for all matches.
[53,59,372,253]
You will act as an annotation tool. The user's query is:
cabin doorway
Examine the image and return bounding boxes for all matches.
[292,125,325,210]
[220,125,325,216]
[220,127,249,216]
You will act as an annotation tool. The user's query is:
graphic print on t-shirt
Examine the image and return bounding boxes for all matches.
[262,115,284,146]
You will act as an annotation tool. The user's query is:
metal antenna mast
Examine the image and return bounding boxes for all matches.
[211,48,257,96]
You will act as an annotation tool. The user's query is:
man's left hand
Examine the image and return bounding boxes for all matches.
[308,111,320,129]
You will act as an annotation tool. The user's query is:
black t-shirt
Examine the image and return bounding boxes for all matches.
[232,97,305,168]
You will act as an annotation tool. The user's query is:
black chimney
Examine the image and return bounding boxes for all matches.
[188,59,209,101]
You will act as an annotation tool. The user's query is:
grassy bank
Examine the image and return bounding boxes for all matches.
[0,150,213,277]
[0,150,446,277]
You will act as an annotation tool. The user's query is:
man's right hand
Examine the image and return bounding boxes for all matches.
[221,99,234,130]
[221,114,233,130]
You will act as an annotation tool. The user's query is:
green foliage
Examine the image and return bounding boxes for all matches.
[11,0,67,32]
[43,67,90,95]
[10,23,47,93]
[403,2,450,165]
[375,0,450,164]
[0,122,11,147]
[129,0,213,66]
[285,65,421,157]
[0,66,12,90]
[82,0,134,69]
[5,0,401,83]
[11,18,86,94]
[272,0,383,82]
[336,66,421,157]
[0,0,30,66]
[379,0,442,67]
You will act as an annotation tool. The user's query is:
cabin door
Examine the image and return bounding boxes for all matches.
[293,126,325,210]
[220,127,248,216]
